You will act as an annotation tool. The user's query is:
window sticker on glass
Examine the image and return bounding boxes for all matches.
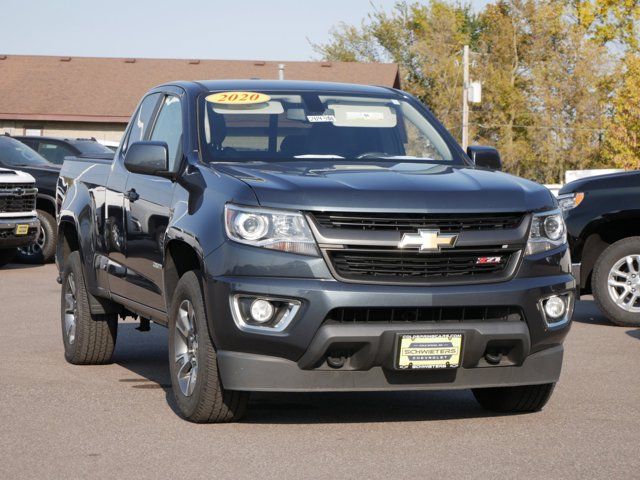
[211,101,284,115]
[206,92,271,105]
[330,104,397,128]
[307,115,335,123]
[346,111,385,121]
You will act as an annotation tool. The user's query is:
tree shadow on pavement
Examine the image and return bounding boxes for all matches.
[111,322,510,425]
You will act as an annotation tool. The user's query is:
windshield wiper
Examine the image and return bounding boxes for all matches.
[293,154,346,159]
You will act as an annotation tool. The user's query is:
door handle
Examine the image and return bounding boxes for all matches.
[125,189,139,202]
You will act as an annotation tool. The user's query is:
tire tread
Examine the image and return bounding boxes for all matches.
[473,383,555,413]
[62,251,117,365]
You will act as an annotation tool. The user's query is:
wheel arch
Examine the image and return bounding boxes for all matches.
[36,194,56,217]
[57,217,81,269]
[580,218,640,292]
[163,238,204,312]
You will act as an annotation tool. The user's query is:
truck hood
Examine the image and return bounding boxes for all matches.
[214,161,556,213]
[559,169,639,194]
[0,167,35,184]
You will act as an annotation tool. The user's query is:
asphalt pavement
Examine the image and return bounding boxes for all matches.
[1,263,638,479]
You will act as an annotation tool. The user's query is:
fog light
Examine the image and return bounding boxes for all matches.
[230,295,301,334]
[544,295,566,319]
[250,299,275,323]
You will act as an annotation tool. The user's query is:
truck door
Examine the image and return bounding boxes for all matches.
[104,93,162,299]
[122,93,183,311]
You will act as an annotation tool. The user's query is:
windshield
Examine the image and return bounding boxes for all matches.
[199,91,457,163]
[72,140,115,156]
[0,137,50,167]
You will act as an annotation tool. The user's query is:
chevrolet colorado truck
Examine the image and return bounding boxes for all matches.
[559,170,640,326]
[57,80,575,423]
[0,166,39,267]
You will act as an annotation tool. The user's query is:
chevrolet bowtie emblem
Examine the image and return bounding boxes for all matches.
[398,229,458,252]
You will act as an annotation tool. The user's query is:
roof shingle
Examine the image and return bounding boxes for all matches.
[0,55,400,123]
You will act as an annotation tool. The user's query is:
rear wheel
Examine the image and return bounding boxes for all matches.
[168,271,249,423]
[472,383,555,413]
[0,248,16,267]
[60,251,118,364]
[16,209,57,264]
[592,237,640,327]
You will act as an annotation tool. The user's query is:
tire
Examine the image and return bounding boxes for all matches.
[592,237,640,327]
[0,248,17,267]
[168,271,249,423]
[15,209,57,264]
[472,383,555,413]
[60,251,118,364]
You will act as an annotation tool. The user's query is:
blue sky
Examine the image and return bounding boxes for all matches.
[1,0,492,61]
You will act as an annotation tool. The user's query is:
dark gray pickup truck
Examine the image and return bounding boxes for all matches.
[57,80,575,423]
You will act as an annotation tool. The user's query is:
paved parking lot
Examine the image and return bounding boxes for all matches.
[1,263,638,479]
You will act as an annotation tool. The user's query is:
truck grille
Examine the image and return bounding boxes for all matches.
[325,306,523,323]
[0,184,37,214]
[326,247,518,284]
[312,212,524,232]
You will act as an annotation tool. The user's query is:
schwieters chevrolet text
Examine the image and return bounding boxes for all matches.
[56,80,575,422]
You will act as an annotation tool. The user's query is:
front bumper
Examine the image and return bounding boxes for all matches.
[218,345,563,392]
[0,216,39,248]
[204,270,574,392]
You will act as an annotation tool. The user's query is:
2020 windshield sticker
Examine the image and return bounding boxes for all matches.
[346,111,385,121]
[307,115,335,123]
[206,92,271,105]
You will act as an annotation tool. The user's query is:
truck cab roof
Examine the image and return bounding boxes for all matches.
[160,79,400,97]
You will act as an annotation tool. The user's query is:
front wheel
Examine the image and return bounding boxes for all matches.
[168,271,249,423]
[592,237,640,327]
[15,210,57,264]
[472,383,555,413]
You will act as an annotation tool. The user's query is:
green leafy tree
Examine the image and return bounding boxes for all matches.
[602,54,640,169]
[313,0,638,183]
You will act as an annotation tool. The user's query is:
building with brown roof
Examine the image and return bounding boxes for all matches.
[0,55,400,143]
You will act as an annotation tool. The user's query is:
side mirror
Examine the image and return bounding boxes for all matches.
[124,141,169,176]
[467,145,502,171]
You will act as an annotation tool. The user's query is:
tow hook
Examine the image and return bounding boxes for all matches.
[484,351,503,365]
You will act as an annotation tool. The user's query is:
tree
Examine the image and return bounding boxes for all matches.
[602,54,640,170]
[313,0,637,183]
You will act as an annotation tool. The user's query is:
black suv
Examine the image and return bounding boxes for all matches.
[15,136,114,164]
[559,170,640,326]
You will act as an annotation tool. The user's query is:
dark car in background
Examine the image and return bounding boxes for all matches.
[559,170,640,326]
[0,135,60,263]
[14,136,114,164]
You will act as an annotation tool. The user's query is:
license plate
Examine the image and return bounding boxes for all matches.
[396,333,462,370]
[14,224,29,235]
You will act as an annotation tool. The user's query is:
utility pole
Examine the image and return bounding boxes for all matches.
[461,45,470,151]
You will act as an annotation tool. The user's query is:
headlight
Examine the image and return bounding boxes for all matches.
[557,192,584,213]
[224,204,318,256]
[525,209,566,256]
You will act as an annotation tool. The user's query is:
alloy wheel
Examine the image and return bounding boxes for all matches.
[608,255,640,313]
[18,225,46,257]
[64,273,78,344]
[174,299,199,396]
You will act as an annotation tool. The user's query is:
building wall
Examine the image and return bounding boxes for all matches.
[0,120,126,142]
